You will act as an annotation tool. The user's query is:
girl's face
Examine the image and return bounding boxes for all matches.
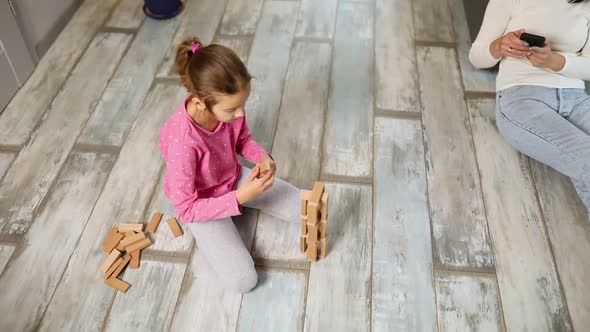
[209,85,251,123]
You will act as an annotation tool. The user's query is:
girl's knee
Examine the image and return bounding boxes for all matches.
[226,265,258,294]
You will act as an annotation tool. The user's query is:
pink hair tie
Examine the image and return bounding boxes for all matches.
[191,41,201,54]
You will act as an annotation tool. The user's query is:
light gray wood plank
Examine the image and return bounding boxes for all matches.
[38,83,186,332]
[143,175,193,257]
[0,33,132,238]
[157,0,226,77]
[530,161,590,330]
[250,42,332,270]
[468,98,572,331]
[272,42,332,189]
[372,117,436,332]
[413,0,454,43]
[238,269,306,332]
[0,0,117,145]
[169,208,257,332]
[105,0,145,29]
[245,1,298,151]
[322,2,374,178]
[417,46,493,270]
[375,0,420,112]
[450,0,496,93]
[169,251,242,332]
[104,259,187,332]
[0,152,15,180]
[304,183,372,332]
[295,0,337,39]
[0,243,15,275]
[78,18,179,147]
[219,0,265,35]
[212,35,252,63]
[435,271,503,331]
[0,152,114,332]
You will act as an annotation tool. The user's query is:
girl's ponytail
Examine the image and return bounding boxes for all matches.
[175,37,204,92]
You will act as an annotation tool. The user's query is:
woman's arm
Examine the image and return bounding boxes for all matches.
[469,0,516,68]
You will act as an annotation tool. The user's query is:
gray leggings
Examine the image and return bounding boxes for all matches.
[186,166,300,293]
[495,85,590,214]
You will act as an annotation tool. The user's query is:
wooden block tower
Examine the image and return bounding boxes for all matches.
[300,182,328,261]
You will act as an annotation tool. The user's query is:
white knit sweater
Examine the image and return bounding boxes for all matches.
[469,0,590,91]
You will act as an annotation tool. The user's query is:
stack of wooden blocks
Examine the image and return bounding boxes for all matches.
[300,182,328,261]
[99,212,184,292]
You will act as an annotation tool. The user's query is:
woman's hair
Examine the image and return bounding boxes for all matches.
[175,37,251,109]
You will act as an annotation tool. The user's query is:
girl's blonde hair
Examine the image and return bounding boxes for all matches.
[175,37,251,109]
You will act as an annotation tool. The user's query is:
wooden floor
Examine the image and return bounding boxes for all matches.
[0,0,589,331]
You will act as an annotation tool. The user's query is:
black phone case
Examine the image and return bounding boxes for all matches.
[520,33,546,47]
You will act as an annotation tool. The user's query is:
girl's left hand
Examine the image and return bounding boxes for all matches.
[258,154,276,177]
[528,42,566,71]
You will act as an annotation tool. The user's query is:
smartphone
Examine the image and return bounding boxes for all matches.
[520,33,546,47]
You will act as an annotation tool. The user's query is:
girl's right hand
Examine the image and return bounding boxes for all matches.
[236,166,274,204]
[490,29,532,60]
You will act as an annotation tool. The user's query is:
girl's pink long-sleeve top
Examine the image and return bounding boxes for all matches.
[159,98,267,223]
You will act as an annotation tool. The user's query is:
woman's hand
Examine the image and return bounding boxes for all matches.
[236,166,274,204]
[490,29,532,59]
[528,42,566,71]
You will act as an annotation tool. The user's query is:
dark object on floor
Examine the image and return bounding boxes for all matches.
[143,0,184,20]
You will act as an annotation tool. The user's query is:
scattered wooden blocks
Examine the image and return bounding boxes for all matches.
[300,182,329,262]
[129,251,140,269]
[167,217,183,238]
[100,249,122,273]
[102,228,124,254]
[125,237,152,253]
[118,223,143,233]
[105,276,130,293]
[99,212,181,293]
[146,212,163,233]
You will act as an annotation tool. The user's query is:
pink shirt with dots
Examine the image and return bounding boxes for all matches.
[159,97,267,223]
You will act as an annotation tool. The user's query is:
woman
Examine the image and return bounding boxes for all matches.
[470,0,590,214]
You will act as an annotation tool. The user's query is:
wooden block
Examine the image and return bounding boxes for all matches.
[99,249,122,273]
[301,216,308,235]
[124,237,152,253]
[118,223,143,232]
[310,182,325,205]
[300,235,307,253]
[129,250,140,269]
[300,198,307,215]
[167,217,184,238]
[321,192,328,216]
[307,240,317,261]
[146,212,163,233]
[300,189,312,200]
[112,255,131,278]
[104,257,123,280]
[320,237,327,258]
[308,203,319,227]
[102,229,124,254]
[320,221,327,238]
[105,276,130,293]
[308,223,318,244]
[119,232,147,250]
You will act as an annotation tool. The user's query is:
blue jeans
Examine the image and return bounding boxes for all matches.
[495,86,590,214]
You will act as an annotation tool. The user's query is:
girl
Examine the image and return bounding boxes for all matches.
[159,37,301,293]
[470,0,590,215]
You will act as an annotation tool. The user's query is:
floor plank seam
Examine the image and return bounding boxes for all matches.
[415,40,457,49]
[0,145,22,152]
[527,158,576,329]
[318,174,373,185]
[99,26,138,35]
[374,109,422,120]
